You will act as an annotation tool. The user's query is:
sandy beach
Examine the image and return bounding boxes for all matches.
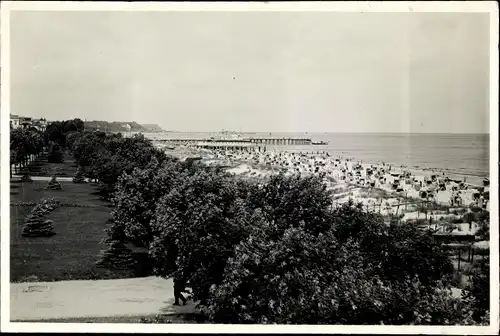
[158,143,490,233]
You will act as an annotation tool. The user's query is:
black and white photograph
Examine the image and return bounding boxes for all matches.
[1,1,498,333]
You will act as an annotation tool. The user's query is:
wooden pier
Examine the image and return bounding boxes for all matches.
[193,141,263,151]
[248,138,311,145]
[154,137,312,145]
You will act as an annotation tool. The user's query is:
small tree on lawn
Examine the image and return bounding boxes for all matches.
[46,175,63,190]
[72,166,86,183]
[96,240,137,270]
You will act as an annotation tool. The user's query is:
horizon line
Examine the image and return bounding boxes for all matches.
[147,130,490,135]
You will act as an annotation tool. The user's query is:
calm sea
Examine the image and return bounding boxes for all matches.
[148,132,490,179]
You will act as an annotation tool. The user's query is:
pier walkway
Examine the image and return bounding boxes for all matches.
[153,137,312,145]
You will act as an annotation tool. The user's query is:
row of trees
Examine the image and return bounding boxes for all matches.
[68,131,169,199]
[10,118,87,177]
[10,127,45,177]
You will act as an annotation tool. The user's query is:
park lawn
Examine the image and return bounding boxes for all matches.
[10,205,132,282]
[10,180,107,207]
[10,179,132,282]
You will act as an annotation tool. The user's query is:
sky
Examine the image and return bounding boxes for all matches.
[9,11,491,133]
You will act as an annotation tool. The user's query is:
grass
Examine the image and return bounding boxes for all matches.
[10,180,108,206]
[9,155,133,283]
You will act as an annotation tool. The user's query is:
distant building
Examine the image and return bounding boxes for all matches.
[10,114,21,129]
[32,118,48,131]
[20,117,33,129]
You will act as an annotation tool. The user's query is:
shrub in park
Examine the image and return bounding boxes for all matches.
[72,167,86,183]
[20,174,33,183]
[22,215,55,237]
[46,175,63,190]
[96,240,137,270]
[21,198,60,238]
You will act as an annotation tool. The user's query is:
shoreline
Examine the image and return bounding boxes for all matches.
[143,131,489,180]
[158,143,489,210]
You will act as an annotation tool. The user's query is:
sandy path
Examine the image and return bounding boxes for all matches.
[10,276,198,321]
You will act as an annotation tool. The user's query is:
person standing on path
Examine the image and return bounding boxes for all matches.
[173,278,187,306]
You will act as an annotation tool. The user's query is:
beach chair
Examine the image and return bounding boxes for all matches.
[483,178,490,187]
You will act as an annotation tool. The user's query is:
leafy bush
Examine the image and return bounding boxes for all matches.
[204,203,463,324]
[463,258,490,323]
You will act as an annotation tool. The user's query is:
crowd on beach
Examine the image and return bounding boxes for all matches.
[165,145,490,215]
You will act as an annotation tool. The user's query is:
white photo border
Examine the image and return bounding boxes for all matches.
[1,1,498,334]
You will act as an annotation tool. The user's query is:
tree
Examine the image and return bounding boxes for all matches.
[107,156,182,248]
[328,203,453,287]
[244,172,334,239]
[45,122,65,145]
[63,118,84,133]
[72,132,104,170]
[47,141,64,163]
[150,167,255,304]
[65,131,82,153]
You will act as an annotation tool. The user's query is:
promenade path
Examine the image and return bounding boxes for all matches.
[10,276,198,321]
[10,275,463,321]
[11,175,74,182]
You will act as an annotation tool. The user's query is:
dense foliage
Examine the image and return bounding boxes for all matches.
[147,171,477,325]
[69,132,168,199]
[464,258,490,323]
[107,156,183,248]
[44,118,84,146]
[151,167,258,304]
